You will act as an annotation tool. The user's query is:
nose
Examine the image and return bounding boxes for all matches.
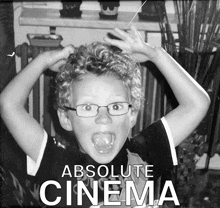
[95,107,112,124]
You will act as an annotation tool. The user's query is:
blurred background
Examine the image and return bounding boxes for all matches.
[0,1,219,207]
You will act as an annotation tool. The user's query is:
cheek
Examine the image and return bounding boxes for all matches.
[114,115,132,137]
[71,116,93,135]
[70,116,94,152]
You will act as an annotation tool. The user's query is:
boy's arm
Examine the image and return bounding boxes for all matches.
[150,48,210,146]
[104,26,210,147]
[0,46,74,162]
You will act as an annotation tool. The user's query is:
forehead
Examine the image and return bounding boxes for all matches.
[69,73,131,104]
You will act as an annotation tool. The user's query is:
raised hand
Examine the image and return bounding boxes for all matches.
[41,45,75,72]
[104,25,157,63]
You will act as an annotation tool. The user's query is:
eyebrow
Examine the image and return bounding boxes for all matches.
[77,94,128,100]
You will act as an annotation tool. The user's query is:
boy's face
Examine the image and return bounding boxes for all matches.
[58,73,138,164]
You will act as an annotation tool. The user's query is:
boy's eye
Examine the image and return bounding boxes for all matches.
[81,104,96,111]
[84,105,92,111]
[111,103,123,111]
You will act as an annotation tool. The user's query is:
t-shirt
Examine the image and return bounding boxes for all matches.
[27,117,177,207]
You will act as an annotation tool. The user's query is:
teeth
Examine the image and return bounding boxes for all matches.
[92,133,114,153]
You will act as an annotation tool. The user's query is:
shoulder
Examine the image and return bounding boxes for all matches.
[128,118,178,176]
[130,119,168,151]
[30,133,80,179]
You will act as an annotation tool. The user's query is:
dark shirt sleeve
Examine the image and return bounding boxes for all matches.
[35,136,65,182]
[129,119,176,178]
[35,135,82,183]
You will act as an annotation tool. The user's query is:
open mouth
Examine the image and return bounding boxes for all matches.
[92,132,115,154]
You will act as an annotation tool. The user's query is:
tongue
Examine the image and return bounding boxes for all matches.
[92,133,113,149]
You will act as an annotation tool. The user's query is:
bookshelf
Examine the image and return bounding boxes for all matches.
[19,7,178,32]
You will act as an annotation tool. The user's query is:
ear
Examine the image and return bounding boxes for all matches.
[130,110,138,128]
[57,109,73,131]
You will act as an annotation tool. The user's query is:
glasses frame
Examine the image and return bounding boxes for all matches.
[63,102,132,117]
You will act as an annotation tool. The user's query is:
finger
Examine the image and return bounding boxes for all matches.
[106,30,125,43]
[53,45,75,61]
[64,44,75,54]
[50,59,67,72]
[130,25,137,32]
[130,25,138,35]
[113,28,132,40]
[130,25,143,39]
[61,44,75,58]
[106,32,123,41]
[104,37,128,49]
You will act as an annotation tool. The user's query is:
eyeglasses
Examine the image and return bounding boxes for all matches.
[63,102,132,117]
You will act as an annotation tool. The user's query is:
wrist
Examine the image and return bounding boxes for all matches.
[150,46,169,64]
[35,52,51,72]
[141,43,163,63]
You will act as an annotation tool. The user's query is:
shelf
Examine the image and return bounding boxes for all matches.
[19,7,178,32]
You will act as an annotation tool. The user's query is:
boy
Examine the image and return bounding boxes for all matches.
[0,26,210,207]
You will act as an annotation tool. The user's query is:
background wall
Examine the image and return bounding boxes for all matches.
[13,1,175,73]
[0,1,26,188]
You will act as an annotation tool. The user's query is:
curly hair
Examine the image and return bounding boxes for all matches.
[55,42,143,111]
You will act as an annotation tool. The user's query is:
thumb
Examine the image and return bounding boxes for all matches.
[61,45,75,59]
[54,45,75,61]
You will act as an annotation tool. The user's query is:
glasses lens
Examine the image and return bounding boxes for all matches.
[76,104,98,117]
[108,102,129,116]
